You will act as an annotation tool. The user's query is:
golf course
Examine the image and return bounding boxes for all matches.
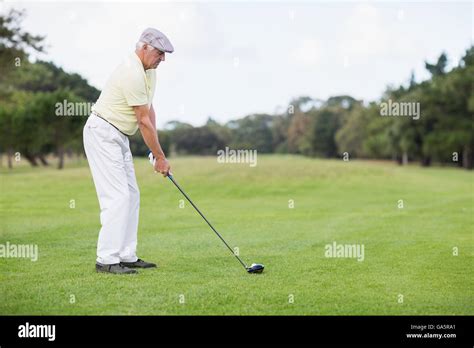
[0,155,472,315]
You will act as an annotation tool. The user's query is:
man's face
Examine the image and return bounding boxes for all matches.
[144,45,165,69]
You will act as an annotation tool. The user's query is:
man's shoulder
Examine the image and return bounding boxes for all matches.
[113,55,145,83]
[118,53,142,72]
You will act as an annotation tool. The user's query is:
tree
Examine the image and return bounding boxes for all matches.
[287,110,311,154]
[309,107,343,157]
[12,60,99,100]
[0,9,45,89]
[172,126,226,155]
[226,114,274,153]
[15,90,85,168]
[429,47,474,169]
[335,104,372,158]
[0,103,16,168]
[271,115,290,153]
[0,9,45,168]
[425,53,448,77]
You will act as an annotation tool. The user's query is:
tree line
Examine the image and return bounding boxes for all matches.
[147,46,473,169]
[1,9,472,170]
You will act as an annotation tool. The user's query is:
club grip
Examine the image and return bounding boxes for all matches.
[148,151,155,166]
[149,151,172,178]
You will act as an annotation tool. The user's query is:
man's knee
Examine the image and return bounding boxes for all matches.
[114,188,131,207]
[128,184,140,204]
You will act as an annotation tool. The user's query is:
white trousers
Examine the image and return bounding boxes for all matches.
[83,114,139,265]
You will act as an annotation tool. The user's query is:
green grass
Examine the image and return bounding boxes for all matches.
[0,155,473,315]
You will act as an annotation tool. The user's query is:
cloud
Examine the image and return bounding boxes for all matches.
[339,3,389,59]
[4,1,471,127]
[337,3,424,66]
[291,38,323,67]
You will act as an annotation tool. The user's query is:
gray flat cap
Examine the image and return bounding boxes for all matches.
[139,28,174,53]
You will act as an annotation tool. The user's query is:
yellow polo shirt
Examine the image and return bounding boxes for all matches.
[92,52,156,136]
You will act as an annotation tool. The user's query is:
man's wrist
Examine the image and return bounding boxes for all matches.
[153,152,166,160]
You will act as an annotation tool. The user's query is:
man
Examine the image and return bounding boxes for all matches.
[83,28,173,274]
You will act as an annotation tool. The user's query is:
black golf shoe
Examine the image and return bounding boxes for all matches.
[120,258,157,269]
[96,262,138,274]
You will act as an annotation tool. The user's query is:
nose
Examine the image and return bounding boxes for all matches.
[161,53,165,62]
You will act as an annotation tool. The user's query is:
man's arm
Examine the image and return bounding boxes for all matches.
[133,104,170,176]
[149,104,157,132]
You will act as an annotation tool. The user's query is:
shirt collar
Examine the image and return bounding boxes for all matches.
[132,52,145,69]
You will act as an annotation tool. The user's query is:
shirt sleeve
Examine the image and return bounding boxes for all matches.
[122,69,148,107]
[147,70,156,107]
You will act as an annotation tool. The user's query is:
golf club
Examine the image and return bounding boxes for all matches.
[149,153,264,274]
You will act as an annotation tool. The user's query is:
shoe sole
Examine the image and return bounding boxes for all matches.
[96,268,138,274]
[120,264,157,269]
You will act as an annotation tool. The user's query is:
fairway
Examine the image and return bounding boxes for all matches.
[0,155,473,315]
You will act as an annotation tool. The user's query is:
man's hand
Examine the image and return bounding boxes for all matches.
[154,155,170,177]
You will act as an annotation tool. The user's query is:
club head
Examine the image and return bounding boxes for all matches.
[246,263,264,274]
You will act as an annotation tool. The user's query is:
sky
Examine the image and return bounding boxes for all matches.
[2,0,473,128]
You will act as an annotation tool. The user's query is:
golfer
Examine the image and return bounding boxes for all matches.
[83,28,173,274]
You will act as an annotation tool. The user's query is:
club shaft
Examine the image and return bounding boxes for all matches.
[167,175,248,270]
